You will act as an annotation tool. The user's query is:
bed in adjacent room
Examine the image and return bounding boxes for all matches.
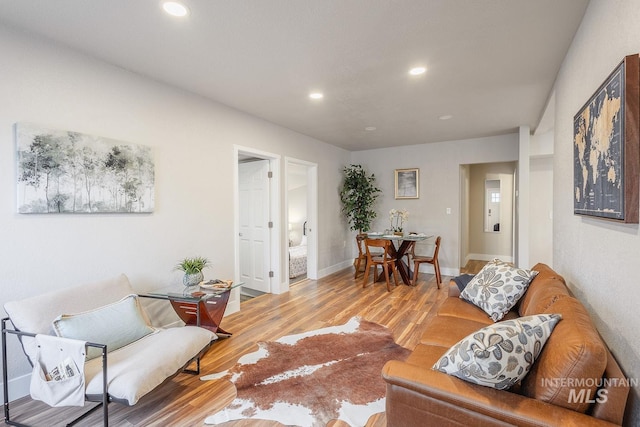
[289,222,308,279]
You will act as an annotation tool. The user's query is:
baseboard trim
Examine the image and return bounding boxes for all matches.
[240,288,267,298]
[318,260,354,279]
[1,372,30,403]
[466,253,513,263]
[415,264,459,278]
[325,260,460,281]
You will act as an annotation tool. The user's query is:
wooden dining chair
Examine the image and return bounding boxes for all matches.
[362,238,399,292]
[410,236,442,287]
[353,233,367,279]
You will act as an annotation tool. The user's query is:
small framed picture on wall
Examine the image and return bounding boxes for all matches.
[394,168,419,199]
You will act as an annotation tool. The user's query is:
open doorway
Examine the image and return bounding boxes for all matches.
[235,147,281,300]
[285,158,318,285]
[459,161,516,270]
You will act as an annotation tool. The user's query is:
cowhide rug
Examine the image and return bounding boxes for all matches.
[201,317,410,426]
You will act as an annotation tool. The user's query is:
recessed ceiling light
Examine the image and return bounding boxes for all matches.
[409,67,426,76]
[162,1,189,17]
[438,114,453,120]
[309,92,324,100]
[364,126,377,131]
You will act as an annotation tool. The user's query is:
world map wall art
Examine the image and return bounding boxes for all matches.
[16,123,155,214]
[573,54,639,223]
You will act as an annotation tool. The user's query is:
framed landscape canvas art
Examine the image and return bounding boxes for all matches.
[573,54,639,223]
[16,123,155,214]
[395,168,419,199]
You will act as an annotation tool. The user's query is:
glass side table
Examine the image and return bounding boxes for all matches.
[141,281,243,336]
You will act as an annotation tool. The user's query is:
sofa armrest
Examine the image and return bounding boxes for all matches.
[449,274,475,297]
[448,280,461,297]
[382,360,621,427]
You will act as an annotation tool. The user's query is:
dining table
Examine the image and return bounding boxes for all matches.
[367,233,433,285]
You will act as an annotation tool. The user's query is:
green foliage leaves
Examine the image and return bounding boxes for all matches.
[175,256,210,274]
[339,164,381,233]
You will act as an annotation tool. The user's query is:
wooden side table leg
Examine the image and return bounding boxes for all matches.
[169,290,233,335]
[199,291,233,335]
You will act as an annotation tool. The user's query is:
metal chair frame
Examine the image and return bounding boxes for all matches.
[2,317,109,427]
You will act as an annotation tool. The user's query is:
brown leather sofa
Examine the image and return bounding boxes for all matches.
[382,263,630,426]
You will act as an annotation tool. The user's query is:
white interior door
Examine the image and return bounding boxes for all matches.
[239,160,271,293]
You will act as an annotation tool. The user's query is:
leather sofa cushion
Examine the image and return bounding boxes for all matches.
[591,350,630,425]
[519,263,570,316]
[520,296,607,413]
[437,297,519,324]
[406,343,449,367]
[530,263,567,284]
[420,316,488,348]
[518,279,570,317]
[448,279,463,298]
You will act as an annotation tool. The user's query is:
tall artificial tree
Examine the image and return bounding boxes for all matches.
[339,164,381,233]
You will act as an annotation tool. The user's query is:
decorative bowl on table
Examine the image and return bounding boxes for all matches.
[200,279,233,289]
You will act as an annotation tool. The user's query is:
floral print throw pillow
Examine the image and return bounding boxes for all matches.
[460,259,538,321]
[433,314,561,390]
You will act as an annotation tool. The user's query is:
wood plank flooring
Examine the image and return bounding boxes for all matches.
[4,268,450,427]
[460,259,487,275]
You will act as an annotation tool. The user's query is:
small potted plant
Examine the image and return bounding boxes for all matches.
[389,209,409,235]
[175,256,210,287]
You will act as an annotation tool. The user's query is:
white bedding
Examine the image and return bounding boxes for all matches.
[289,245,307,278]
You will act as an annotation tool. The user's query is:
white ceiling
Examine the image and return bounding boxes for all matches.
[0,0,589,151]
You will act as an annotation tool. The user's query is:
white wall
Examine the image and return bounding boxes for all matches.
[351,134,519,275]
[528,129,554,267]
[552,0,640,423]
[529,156,553,266]
[459,164,470,267]
[0,26,350,400]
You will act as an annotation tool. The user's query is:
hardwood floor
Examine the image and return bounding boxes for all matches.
[460,259,487,275]
[4,268,449,427]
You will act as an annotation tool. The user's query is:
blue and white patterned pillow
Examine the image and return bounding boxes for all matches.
[460,259,538,321]
[433,314,561,390]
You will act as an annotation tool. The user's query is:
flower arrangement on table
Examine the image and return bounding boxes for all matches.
[389,209,409,233]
